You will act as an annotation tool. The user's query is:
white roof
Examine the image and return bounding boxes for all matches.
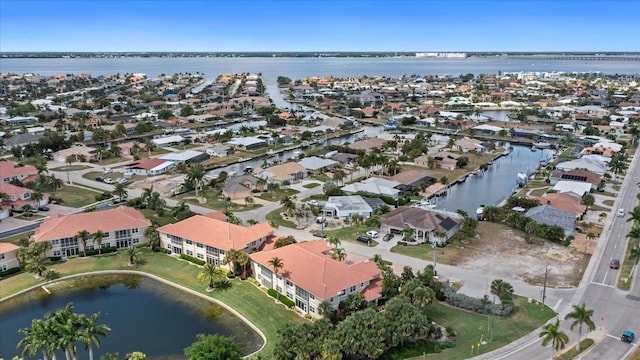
[160,150,205,162]
[341,177,401,197]
[227,137,266,146]
[555,155,610,175]
[152,135,184,145]
[552,181,592,197]
[297,156,337,170]
[473,124,503,132]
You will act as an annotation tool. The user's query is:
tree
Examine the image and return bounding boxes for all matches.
[327,236,341,248]
[630,246,640,265]
[318,300,337,322]
[490,279,514,305]
[198,263,225,290]
[76,230,90,254]
[581,193,595,209]
[627,205,640,223]
[236,252,251,279]
[564,303,595,352]
[539,318,569,359]
[329,247,347,261]
[80,312,111,360]
[268,256,284,291]
[113,183,128,203]
[184,334,242,360]
[223,248,241,274]
[144,225,161,252]
[186,164,206,198]
[65,155,74,183]
[280,195,297,217]
[127,247,141,266]
[17,319,50,360]
[92,231,104,255]
[180,105,195,117]
[26,255,48,277]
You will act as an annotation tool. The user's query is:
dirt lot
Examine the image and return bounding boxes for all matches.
[452,222,591,288]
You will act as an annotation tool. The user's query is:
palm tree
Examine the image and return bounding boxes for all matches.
[21,203,35,216]
[629,246,640,265]
[26,255,48,277]
[564,303,595,352]
[268,256,284,291]
[32,190,44,207]
[65,155,74,183]
[223,248,241,274]
[127,247,141,266]
[329,247,347,261]
[75,230,90,254]
[49,303,81,360]
[236,252,251,279]
[627,206,640,223]
[145,139,155,157]
[144,225,161,252]
[585,232,596,254]
[333,168,346,186]
[197,263,225,290]
[79,312,111,360]
[628,224,640,246]
[186,164,206,198]
[539,318,569,359]
[280,195,297,217]
[327,236,341,248]
[92,231,104,255]
[113,183,128,203]
[18,319,49,360]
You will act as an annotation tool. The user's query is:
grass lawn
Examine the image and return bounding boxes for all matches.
[391,242,461,265]
[266,208,296,228]
[0,231,34,244]
[0,249,305,356]
[14,214,46,221]
[617,240,639,290]
[139,208,179,227]
[96,156,129,166]
[303,182,321,189]
[412,297,555,359]
[257,188,299,202]
[174,188,259,212]
[53,184,101,208]
[556,338,595,360]
[50,165,92,171]
[324,226,380,247]
[312,174,331,182]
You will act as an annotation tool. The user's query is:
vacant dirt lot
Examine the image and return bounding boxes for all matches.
[453,221,591,288]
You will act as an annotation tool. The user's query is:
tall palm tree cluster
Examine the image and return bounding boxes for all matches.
[18,303,111,360]
[626,205,640,265]
[539,303,595,359]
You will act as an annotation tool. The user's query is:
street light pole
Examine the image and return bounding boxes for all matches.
[432,241,437,269]
[542,264,549,305]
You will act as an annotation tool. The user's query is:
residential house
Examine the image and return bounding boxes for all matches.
[389,170,435,189]
[123,158,174,176]
[256,162,306,184]
[297,156,338,174]
[551,181,592,198]
[381,207,462,245]
[348,138,387,153]
[415,151,461,170]
[0,183,49,212]
[223,175,259,201]
[227,137,267,151]
[524,205,576,237]
[321,195,374,219]
[53,146,97,163]
[206,144,232,158]
[472,124,503,135]
[529,193,587,216]
[157,216,274,267]
[159,150,209,164]
[3,134,44,149]
[554,155,611,175]
[454,137,486,153]
[341,177,402,199]
[31,206,151,258]
[581,142,623,157]
[549,169,601,190]
[152,135,185,148]
[0,242,20,272]
[250,240,382,317]
[0,161,38,184]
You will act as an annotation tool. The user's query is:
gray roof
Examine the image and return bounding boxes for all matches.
[160,150,206,162]
[4,134,44,147]
[297,156,337,171]
[341,177,401,197]
[382,207,461,233]
[324,195,373,213]
[524,205,576,236]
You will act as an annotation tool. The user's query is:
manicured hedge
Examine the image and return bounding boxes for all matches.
[267,288,295,308]
[0,267,22,278]
[180,254,205,266]
[80,247,118,257]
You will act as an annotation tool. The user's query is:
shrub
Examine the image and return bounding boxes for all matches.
[267,288,295,308]
[0,267,22,278]
[443,287,513,316]
[226,272,236,279]
[247,277,261,287]
[180,254,205,266]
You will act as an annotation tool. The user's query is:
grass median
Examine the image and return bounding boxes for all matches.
[0,249,305,356]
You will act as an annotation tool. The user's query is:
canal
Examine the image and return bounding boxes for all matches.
[433,145,554,216]
[0,274,263,359]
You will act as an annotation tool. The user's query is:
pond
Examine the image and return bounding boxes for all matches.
[0,274,263,359]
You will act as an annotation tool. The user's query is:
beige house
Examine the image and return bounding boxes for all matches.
[256,162,306,184]
[0,242,20,272]
[32,206,151,258]
[381,207,462,245]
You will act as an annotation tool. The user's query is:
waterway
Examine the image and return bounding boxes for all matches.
[432,145,554,216]
[0,274,263,359]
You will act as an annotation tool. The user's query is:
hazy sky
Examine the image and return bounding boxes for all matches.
[1,0,638,52]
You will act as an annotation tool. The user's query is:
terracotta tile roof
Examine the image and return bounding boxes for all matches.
[549,169,601,185]
[158,215,273,250]
[250,240,381,299]
[0,183,29,196]
[202,211,228,222]
[0,242,19,254]
[530,193,587,214]
[361,278,383,302]
[32,206,151,242]
[124,158,167,170]
[348,138,387,152]
[0,161,37,181]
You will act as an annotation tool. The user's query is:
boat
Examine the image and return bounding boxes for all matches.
[243,166,254,174]
[414,199,437,210]
[533,141,552,149]
[516,171,528,187]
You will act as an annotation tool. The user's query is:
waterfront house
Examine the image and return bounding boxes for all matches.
[222,175,259,201]
[53,146,97,163]
[380,207,462,245]
[389,170,435,189]
[31,206,151,258]
[159,150,209,165]
[227,136,267,151]
[3,134,44,149]
[0,242,20,272]
[529,193,587,216]
[0,183,49,212]
[549,169,601,190]
[256,162,306,184]
[554,155,610,175]
[581,142,623,157]
[297,156,338,174]
[348,138,387,153]
[250,240,382,317]
[152,135,185,148]
[472,124,503,136]
[415,151,461,170]
[0,161,38,184]
[341,177,402,199]
[158,216,273,267]
[123,158,174,176]
[206,144,232,157]
[551,181,592,198]
[321,195,374,219]
[454,137,486,153]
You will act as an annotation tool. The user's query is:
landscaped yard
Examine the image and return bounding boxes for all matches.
[0,249,305,356]
[303,182,321,189]
[266,208,296,228]
[324,225,380,247]
[139,208,180,227]
[174,188,260,212]
[53,184,101,208]
[0,231,34,244]
[412,297,555,359]
[256,188,299,202]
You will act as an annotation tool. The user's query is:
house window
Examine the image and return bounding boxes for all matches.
[350,286,356,292]
[52,240,59,245]
[330,297,334,302]
[309,306,315,313]
[196,243,203,248]
[286,280,292,286]
[53,250,61,257]
[132,238,139,244]
[0,254,4,260]
[102,232,109,237]
[197,253,204,259]
[186,250,193,256]
[186,240,193,245]
[0,264,6,272]
[131,228,139,234]
[309,294,315,300]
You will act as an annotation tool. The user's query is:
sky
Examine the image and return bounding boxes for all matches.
[1,0,639,52]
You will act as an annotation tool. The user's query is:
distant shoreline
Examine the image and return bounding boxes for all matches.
[1,51,639,59]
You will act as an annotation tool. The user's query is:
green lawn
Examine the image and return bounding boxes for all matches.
[139,208,180,227]
[556,338,595,360]
[412,297,555,359]
[175,188,260,212]
[324,226,380,247]
[50,165,92,171]
[0,231,34,244]
[0,249,305,356]
[96,156,129,166]
[266,208,296,228]
[257,188,300,202]
[303,182,321,189]
[53,184,101,208]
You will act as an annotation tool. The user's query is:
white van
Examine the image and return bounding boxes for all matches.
[617,209,625,218]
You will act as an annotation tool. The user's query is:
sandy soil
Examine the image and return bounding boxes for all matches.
[455,222,591,288]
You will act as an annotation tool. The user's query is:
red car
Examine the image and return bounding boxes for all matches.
[610,259,620,269]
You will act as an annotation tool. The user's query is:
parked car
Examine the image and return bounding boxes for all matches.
[316,216,326,224]
[116,178,127,184]
[307,200,319,207]
[357,235,372,243]
[95,176,104,182]
[610,259,620,269]
[103,178,114,184]
[38,206,50,212]
[621,330,635,343]
[313,231,327,238]
[366,230,379,238]
[103,167,113,175]
[383,233,395,242]
[618,208,625,217]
